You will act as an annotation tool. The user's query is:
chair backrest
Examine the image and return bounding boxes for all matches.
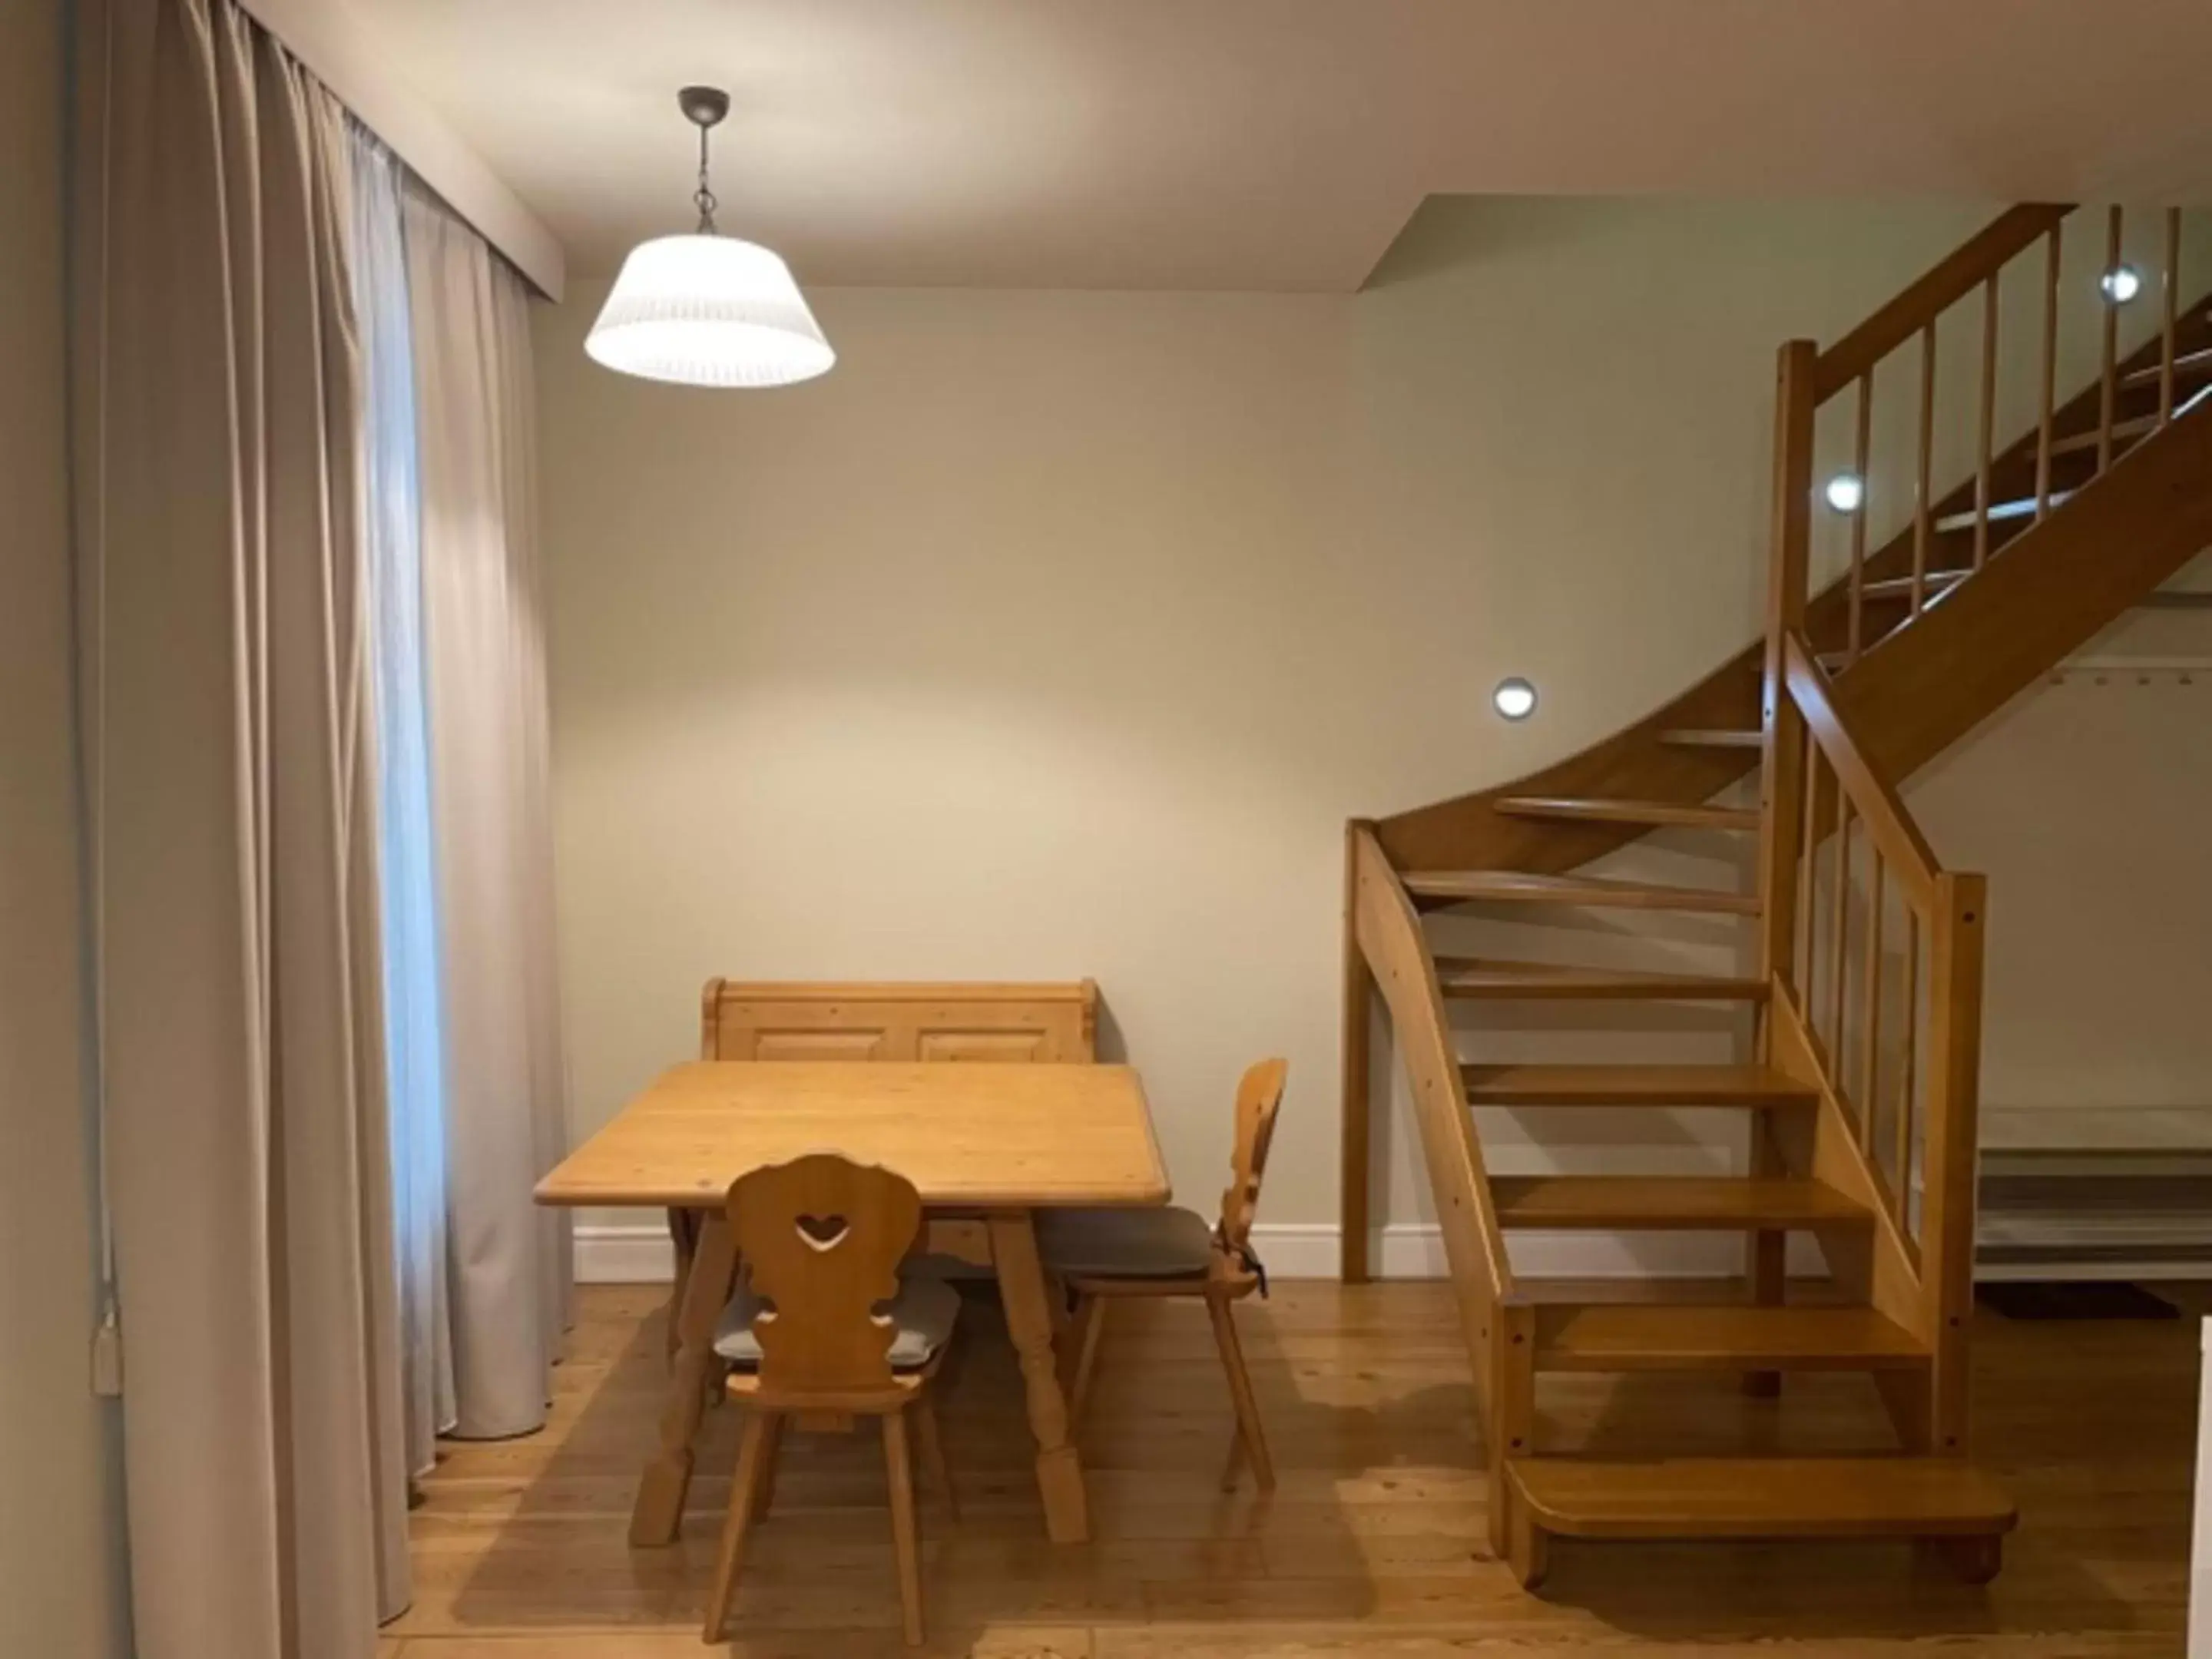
[725,1153,923,1396]
[701,979,1098,1065]
[1216,1058,1289,1253]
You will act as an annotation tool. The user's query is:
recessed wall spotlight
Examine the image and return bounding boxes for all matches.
[1823,473,1866,514]
[1492,677,1538,720]
[2101,265,2144,304]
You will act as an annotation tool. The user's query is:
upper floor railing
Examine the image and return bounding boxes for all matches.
[1780,202,2208,676]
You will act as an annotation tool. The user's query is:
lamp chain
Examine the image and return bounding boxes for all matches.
[694,122,719,234]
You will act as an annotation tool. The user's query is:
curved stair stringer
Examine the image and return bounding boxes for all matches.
[1373,279,2212,882]
[1346,830,1512,1355]
[1837,402,2212,781]
[1344,825,1523,1551]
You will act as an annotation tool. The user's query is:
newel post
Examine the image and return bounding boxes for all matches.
[1920,871,1988,1453]
[1757,341,1819,998]
[1746,341,1820,1363]
[1339,820,1376,1283]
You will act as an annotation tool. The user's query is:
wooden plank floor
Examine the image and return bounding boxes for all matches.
[380,1279,2204,1657]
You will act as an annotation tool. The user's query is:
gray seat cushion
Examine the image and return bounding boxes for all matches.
[1035,1205,1218,1279]
[713,1272,959,1369]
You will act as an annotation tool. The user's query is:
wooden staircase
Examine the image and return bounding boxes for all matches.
[1339,204,2212,1589]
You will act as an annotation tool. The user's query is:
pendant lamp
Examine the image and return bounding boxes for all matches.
[585,86,834,389]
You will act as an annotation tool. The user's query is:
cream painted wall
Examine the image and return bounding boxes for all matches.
[535,195,2207,1242]
[1908,608,2212,1116]
[0,0,127,1650]
[538,286,1363,1232]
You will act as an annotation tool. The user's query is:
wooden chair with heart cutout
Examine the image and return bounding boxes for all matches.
[703,1152,959,1647]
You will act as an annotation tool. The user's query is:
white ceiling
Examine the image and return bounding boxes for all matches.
[351,0,2212,292]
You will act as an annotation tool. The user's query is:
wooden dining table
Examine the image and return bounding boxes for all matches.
[535,1059,1170,1547]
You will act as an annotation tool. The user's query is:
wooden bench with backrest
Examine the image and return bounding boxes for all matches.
[699,978,1098,1065]
[667,979,1101,1333]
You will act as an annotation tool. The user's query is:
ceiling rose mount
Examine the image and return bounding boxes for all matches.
[584,83,835,389]
[677,84,730,129]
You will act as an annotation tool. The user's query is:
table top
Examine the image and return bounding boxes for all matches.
[537,1061,1171,1210]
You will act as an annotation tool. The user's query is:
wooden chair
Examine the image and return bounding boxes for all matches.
[1040,1058,1288,1492]
[702,1153,959,1647]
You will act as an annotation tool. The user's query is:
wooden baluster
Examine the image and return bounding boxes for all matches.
[1846,373,1872,664]
[1857,856,1886,1156]
[1759,341,1817,1003]
[1893,909,1920,1217]
[2098,205,2122,473]
[1826,796,1852,1061]
[1912,323,1935,612]
[2037,223,2061,519]
[1974,275,1998,568]
[1796,745,1822,999]
[2161,207,2181,426]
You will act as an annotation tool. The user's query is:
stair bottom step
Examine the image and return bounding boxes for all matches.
[1532,1303,1927,1372]
[1507,1455,2016,1541]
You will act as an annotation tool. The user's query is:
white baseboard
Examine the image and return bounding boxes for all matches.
[574,1224,679,1284]
[572,1220,1823,1285]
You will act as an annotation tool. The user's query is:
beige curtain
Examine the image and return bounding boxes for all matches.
[75,0,411,1652]
[401,184,571,1441]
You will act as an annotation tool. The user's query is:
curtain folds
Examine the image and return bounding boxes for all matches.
[351,128,455,1480]
[398,175,575,1451]
[78,0,412,1651]
[78,2,570,1653]
[400,184,572,1441]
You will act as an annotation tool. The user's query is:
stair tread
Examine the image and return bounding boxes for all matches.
[1660,728,1765,750]
[2045,412,2159,457]
[1934,491,2071,533]
[1860,569,1971,601]
[1464,1062,1810,1107]
[1435,959,1769,1002]
[2049,382,2212,449]
[1507,1455,2016,1539]
[1490,1175,1868,1230]
[2124,343,2212,387]
[1402,869,1759,916]
[1533,1303,1927,1372]
[1495,796,1759,831]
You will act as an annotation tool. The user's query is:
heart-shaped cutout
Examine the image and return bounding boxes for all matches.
[795,1213,849,1252]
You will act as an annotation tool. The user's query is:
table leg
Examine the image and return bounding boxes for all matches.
[631,1211,736,1547]
[666,1207,701,1364]
[988,1210,1089,1544]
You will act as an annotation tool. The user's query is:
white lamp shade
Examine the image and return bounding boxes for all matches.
[585,233,834,389]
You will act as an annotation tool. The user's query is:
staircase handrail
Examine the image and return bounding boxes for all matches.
[1814,204,2072,401]
[1767,631,1986,1449]
[1780,634,1942,906]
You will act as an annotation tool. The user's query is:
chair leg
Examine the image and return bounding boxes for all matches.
[703,1411,775,1643]
[751,1412,785,1522]
[1206,1293,1274,1492]
[913,1393,959,1522]
[1067,1295,1107,1426]
[882,1408,926,1646]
